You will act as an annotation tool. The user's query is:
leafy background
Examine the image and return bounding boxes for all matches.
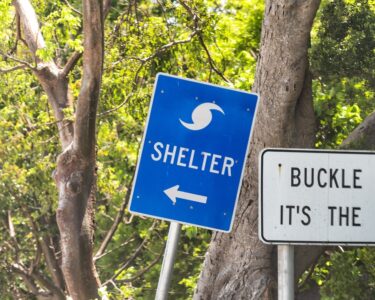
[0,0,374,299]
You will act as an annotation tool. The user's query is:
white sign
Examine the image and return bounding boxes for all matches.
[259,148,375,245]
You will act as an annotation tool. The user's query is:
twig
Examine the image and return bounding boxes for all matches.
[105,280,127,297]
[94,236,136,261]
[94,176,134,257]
[104,238,148,284]
[0,50,35,70]
[107,32,197,71]
[104,221,157,284]
[297,255,321,290]
[117,247,164,283]
[142,31,198,63]
[98,92,134,117]
[197,34,232,84]
[179,0,232,84]
[63,0,82,16]
[0,64,28,74]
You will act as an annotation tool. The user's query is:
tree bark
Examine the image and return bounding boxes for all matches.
[13,0,104,298]
[54,1,104,299]
[194,1,320,299]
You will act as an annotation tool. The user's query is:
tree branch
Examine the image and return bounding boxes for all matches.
[341,111,375,150]
[179,0,232,84]
[94,178,134,258]
[142,31,198,63]
[12,0,47,61]
[94,235,136,261]
[61,51,82,77]
[13,0,75,149]
[116,247,164,283]
[12,263,65,299]
[0,64,27,73]
[0,50,35,69]
[104,221,157,284]
[63,0,82,16]
[73,0,104,156]
[98,92,133,117]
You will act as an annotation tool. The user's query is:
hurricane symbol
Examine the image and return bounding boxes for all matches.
[180,102,225,131]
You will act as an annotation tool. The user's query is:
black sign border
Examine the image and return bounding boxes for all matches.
[260,148,375,246]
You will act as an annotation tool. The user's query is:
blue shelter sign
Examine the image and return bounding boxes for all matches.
[129,73,259,232]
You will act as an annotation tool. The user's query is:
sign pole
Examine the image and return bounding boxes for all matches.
[155,222,182,300]
[278,245,294,300]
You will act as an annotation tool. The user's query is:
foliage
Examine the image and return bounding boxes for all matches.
[309,0,375,298]
[309,249,375,300]
[2,0,374,298]
[312,0,375,148]
[0,0,263,298]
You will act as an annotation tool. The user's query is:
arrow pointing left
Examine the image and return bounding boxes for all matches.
[164,185,207,204]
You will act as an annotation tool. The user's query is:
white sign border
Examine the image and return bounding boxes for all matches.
[259,148,375,246]
[128,73,259,232]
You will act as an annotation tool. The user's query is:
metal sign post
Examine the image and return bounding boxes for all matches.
[129,73,258,298]
[260,148,375,298]
[155,222,182,300]
[278,245,294,300]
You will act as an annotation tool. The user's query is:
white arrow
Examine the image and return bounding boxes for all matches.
[164,185,207,204]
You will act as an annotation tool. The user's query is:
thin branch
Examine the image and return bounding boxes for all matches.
[107,31,197,71]
[94,236,136,261]
[0,64,27,74]
[12,263,65,299]
[16,13,27,47]
[104,222,157,284]
[98,92,134,117]
[197,34,232,84]
[104,239,147,284]
[94,178,134,258]
[142,31,198,63]
[179,0,232,84]
[117,247,164,283]
[23,203,65,290]
[0,50,35,70]
[297,255,321,290]
[11,264,40,295]
[30,271,65,299]
[63,0,82,16]
[105,280,128,298]
[61,51,82,77]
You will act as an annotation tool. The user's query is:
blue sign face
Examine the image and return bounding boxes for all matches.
[129,73,258,232]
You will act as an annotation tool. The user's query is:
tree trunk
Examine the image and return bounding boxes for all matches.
[13,0,104,298]
[194,1,320,299]
[54,1,104,298]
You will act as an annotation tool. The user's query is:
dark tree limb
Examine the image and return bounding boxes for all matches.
[117,247,164,283]
[179,0,232,84]
[63,0,82,16]
[94,179,134,258]
[61,51,82,78]
[0,64,28,73]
